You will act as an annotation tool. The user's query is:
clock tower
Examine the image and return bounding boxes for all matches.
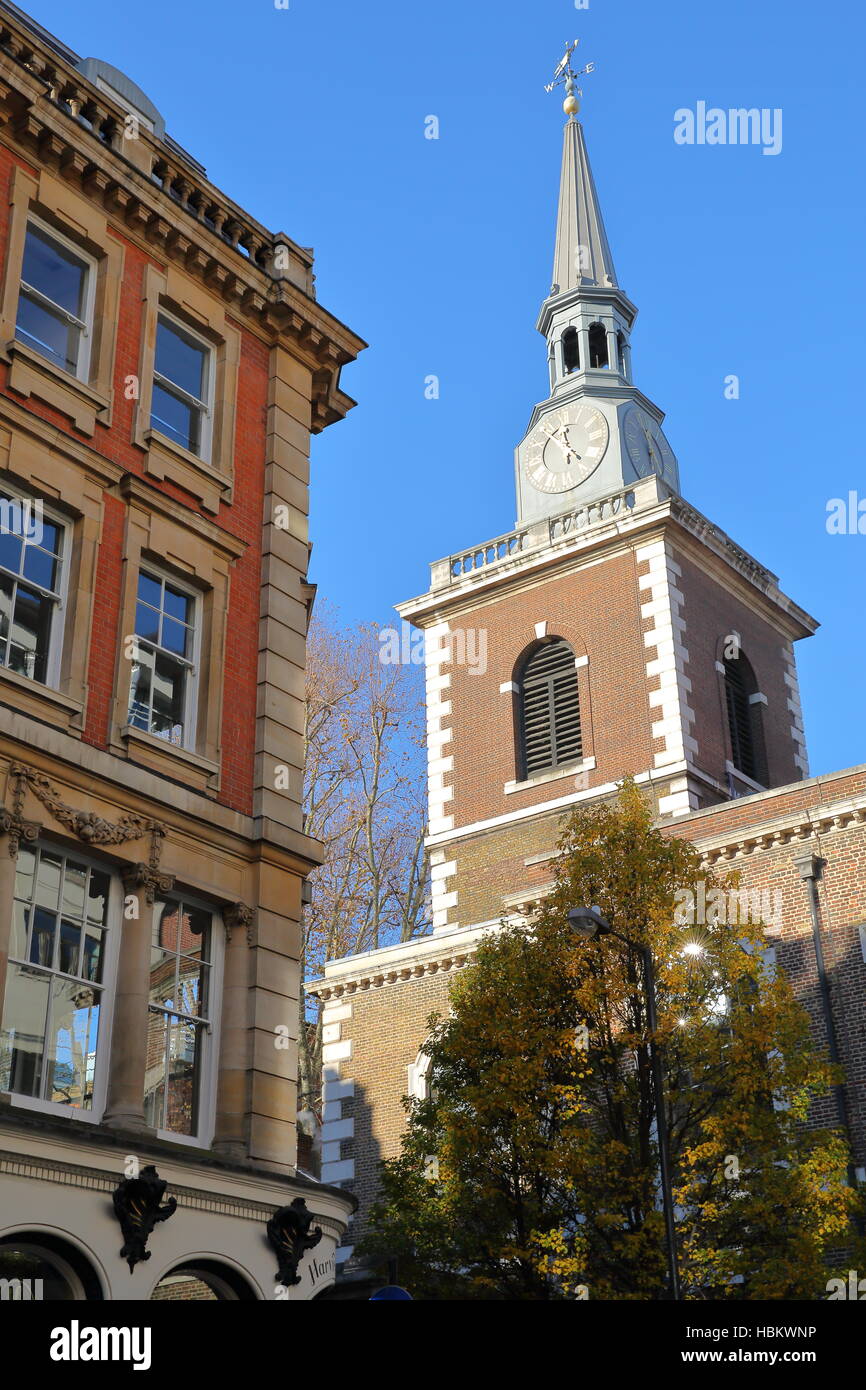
[516,109,679,523]
[309,63,833,1267]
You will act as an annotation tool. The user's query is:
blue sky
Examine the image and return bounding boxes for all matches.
[25,0,866,778]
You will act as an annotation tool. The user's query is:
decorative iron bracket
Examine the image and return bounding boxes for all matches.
[267,1198,322,1286]
[112,1164,177,1273]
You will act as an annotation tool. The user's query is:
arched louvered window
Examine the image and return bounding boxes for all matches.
[519,639,582,777]
[723,655,767,786]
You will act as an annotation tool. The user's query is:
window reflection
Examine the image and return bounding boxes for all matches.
[145,898,211,1136]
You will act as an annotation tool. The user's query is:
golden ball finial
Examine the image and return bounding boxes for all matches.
[563,93,579,116]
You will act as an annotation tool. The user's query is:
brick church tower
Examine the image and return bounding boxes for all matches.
[310,83,866,1278]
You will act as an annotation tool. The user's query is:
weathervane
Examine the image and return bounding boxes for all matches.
[544,39,595,117]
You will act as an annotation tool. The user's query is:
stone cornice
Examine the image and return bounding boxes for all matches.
[683,792,866,867]
[0,11,366,431]
[308,923,499,1001]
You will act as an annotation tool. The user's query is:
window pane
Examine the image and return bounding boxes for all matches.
[134,600,160,645]
[86,870,110,925]
[151,379,201,454]
[35,853,62,910]
[161,616,190,658]
[164,1015,201,1136]
[155,318,206,399]
[151,651,185,743]
[58,920,81,976]
[9,585,52,682]
[0,531,23,576]
[185,906,211,961]
[0,573,10,661]
[149,946,176,1011]
[14,845,36,900]
[177,957,208,1019]
[82,925,105,984]
[22,542,58,592]
[163,584,191,625]
[128,644,153,730]
[46,979,99,1109]
[29,908,56,969]
[61,861,87,919]
[16,292,80,374]
[22,225,86,318]
[155,899,182,953]
[0,964,50,1097]
[40,519,62,558]
[144,1010,167,1129]
[9,902,29,960]
[137,572,162,608]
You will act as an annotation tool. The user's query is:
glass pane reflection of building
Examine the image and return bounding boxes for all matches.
[145,897,211,1136]
[0,845,108,1108]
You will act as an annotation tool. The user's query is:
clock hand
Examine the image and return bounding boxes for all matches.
[560,424,582,461]
[544,425,582,464]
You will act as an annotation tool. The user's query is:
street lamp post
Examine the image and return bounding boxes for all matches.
[567,906,682,1301]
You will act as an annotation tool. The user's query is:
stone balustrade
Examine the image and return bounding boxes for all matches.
[430,484,643,591]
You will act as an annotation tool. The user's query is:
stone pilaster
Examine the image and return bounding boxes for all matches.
[212,902,254,1159]
[102,863,173,1133]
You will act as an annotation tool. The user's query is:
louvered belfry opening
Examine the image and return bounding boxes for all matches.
[519,639,582,778]
[724,655,766,785]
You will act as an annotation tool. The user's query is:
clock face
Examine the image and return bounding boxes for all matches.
[624,406,676,484]
[523,403,610,494]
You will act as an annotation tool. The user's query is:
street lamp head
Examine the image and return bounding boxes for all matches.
[567,906,611,940]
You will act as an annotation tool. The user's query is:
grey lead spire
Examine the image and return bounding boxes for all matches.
[515,48,681,525]
[551,117,618,294]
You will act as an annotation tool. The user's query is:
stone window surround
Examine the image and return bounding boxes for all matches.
[109,475,246,796]
[0,417,106,736]
[0,163,123,436]
[132,263,240,516]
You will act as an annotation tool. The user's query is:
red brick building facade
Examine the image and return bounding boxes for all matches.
[0,2,364,1300]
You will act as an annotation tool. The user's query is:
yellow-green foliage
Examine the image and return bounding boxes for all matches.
[362,782,862,1299]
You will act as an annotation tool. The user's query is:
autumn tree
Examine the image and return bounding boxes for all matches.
[298,610,429,1114]
[361,782,862,1299]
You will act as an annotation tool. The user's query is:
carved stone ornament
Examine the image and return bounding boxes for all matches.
[121,861,176,907]
[1,764,168,879]
[267,1198,323,1286]
[112,1164,177,1273]
[222,900,255,944]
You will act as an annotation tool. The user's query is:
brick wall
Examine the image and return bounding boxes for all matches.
[0,143,266,814]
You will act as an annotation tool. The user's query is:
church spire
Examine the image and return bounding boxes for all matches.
[550,116,618,295]
[513,43,680,526]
